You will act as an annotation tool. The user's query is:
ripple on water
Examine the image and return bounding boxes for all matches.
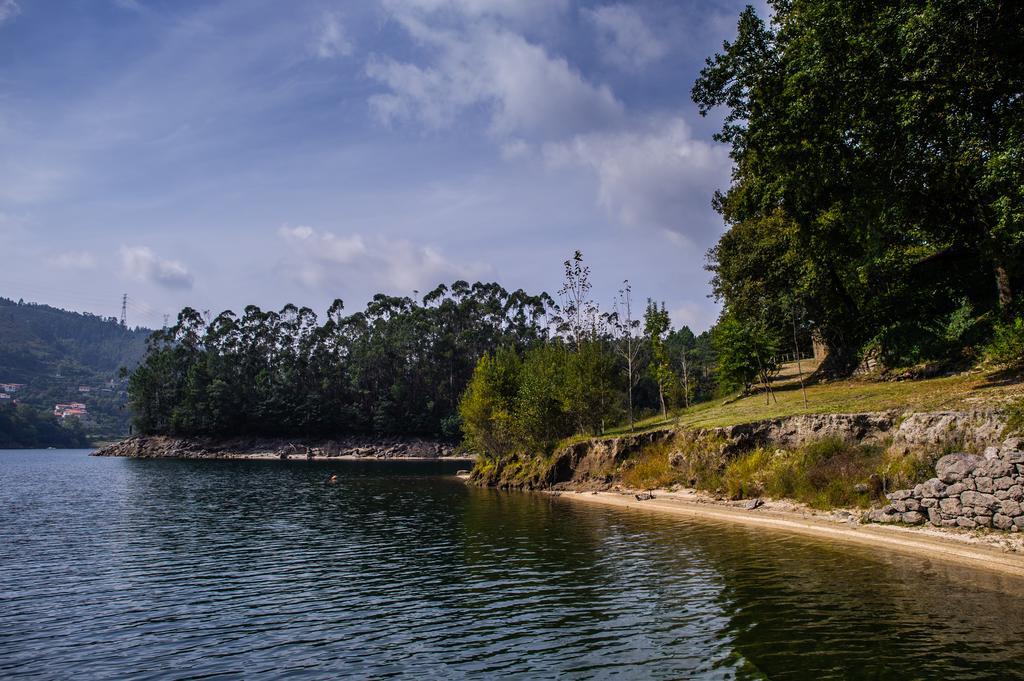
[2,450,1024,680]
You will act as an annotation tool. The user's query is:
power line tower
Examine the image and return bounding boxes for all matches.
[120,294,128,327]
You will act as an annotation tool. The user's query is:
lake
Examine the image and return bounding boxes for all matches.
[2,449,1024,679]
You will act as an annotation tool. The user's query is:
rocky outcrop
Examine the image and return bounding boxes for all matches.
[866,438,1024,531]
[888,411,1007,455]
[701,409,1006,455]
[706,412,899,452]
[94,435,463,460]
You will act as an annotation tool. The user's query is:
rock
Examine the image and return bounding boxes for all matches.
[995,476,1016,490]
[941,519,958,528]
[995,490,1010,501]
[976,515,992,528]
[866,509,900,524]
[961,490,999,510]
[944,482,965,497]
[956,517,977,529]
[928,507,941,526]
[854,483,870,493]
[939,498,962,515]
[921,498,937,508]
[902,511,925,525]
[962,477,976,490]
[983,445,1001,460]
[890,500,908,513]
[1009,485,1024,501]
[742,498,763,510]
[1015,516,1024,529]
[888,489,912,501]
[993,514,1015,530]
[1003,437,1024,452]
[935,452,981,483]
[1001,500,1023,516]
[920,478,947,498]
[975,477,993,493]
[904,498,920,511]
[978,460,1013,478]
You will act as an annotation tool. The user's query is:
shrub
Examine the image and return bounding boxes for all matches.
[1004,397,1024,437]
[619,442,681,490]
[719,437,886,509]
[986,317,1024,366]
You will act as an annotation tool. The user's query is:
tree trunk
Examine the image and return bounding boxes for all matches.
[996,260,1013,311]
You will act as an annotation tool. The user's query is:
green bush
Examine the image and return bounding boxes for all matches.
[986,317,1024,366]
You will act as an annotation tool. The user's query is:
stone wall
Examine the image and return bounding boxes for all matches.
[867,437,1024,531]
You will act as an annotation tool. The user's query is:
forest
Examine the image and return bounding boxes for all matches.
[127,0,1023,458]
[0,297,150,443]
[128,275,715,441]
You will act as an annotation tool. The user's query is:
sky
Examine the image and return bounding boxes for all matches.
[0,0,763,332]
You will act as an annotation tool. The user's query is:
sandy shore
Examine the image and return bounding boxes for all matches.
[545,488,1024,578]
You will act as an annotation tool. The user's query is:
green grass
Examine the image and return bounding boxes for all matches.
[603,363,1024,436]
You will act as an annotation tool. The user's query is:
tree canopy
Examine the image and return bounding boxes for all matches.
[694,0,1024,372]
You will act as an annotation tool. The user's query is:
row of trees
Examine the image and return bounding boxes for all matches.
[694,0,1023,372]
[129,283,554,438]
[130,253,720,447]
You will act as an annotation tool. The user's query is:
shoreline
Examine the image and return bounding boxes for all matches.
[107,452,476,463]
[546,487,1024,578]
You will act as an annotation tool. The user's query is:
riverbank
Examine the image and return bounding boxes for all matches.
[94,435,473,462]
[548,486,1024,578]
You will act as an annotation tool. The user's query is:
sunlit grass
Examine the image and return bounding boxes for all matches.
[602,363,1024,436]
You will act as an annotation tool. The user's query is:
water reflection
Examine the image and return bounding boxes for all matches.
[1,450,1023,679]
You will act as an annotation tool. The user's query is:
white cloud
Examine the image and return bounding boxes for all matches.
[49,252,98,270]
[313,12,353,59]
[382,0,568,26]
[0,0,20,26]
[367,9,623,139]
[277,224,488,293]
[585,4,668,71]
[670,300,717,332]
[543,117,730,243]
[119,246,194,289]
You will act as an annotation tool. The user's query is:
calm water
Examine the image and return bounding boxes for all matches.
[2,451,1024,680]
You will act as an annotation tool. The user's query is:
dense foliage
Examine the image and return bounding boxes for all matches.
[0,403,90,449]
[129,283,553,438]
[694,0,1024,372]
[0,297,148,439]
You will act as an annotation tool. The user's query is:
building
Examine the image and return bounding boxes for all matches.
[78,386,92,393]
[54,403,88,419]
[0,383,26,393]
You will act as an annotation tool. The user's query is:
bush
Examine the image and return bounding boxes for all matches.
[986,317,1024,366]
[1004,397,1024,437]
[718,438,885,509]
[619,442,681,490]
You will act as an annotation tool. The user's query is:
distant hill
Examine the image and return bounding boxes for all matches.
[0,297,152,443]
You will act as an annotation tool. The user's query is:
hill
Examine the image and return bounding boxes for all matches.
[0,297,152,443]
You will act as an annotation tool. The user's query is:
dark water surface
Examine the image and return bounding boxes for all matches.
[3,450,1024,680]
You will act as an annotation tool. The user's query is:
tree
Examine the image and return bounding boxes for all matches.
[644,300,673,417]
[609,280,643,430]
[693,0,1024,372]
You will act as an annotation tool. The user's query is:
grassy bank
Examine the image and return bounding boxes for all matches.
[606,362,1024,435]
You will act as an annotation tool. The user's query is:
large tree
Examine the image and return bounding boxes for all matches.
[694,0,1024,372]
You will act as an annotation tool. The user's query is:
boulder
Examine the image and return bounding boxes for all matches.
[957,517,977,529]
[920,478,947,498]
[995,476,1016,491]
[961,490,999,510]
[935,452,979,483]
[975,477,993,493]
[1000,500,1022,517]
[939,498,962,515]
[901,511,925,525]
[993,514,1015,531]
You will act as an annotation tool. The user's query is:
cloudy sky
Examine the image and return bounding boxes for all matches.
[0,0,761,331]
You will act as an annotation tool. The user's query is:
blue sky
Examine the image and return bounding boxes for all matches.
[0,0,761,331]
